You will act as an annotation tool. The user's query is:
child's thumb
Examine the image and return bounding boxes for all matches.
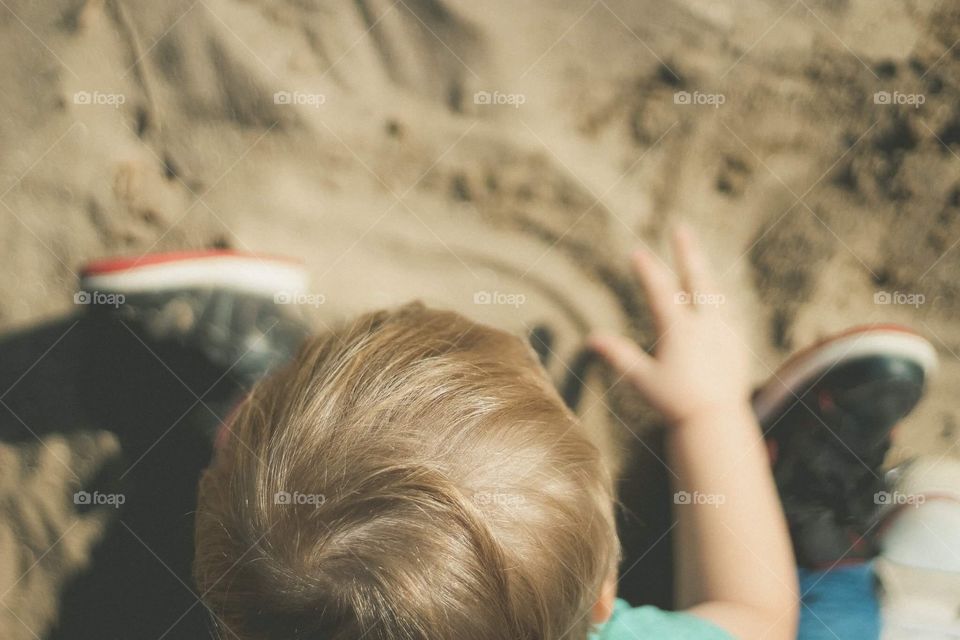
[588,334,655,390]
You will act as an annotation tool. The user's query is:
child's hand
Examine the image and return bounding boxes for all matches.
[590,226,750,427]
[593,227,799,639]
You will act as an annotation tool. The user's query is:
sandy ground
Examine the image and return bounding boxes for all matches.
[0,0,958,637]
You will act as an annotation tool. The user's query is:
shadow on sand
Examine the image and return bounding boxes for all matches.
[0,315,243,639]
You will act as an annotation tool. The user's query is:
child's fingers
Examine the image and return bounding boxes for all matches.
[630,249,680,332]
[672,224,714,296]
[588,334,655,390]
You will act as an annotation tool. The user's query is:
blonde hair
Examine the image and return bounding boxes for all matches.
[194,303,619,639]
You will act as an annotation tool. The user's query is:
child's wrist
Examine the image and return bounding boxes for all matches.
[669,398,755,431]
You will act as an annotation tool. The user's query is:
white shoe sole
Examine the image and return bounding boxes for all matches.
[752,326,938,424]
[79,252,309,299]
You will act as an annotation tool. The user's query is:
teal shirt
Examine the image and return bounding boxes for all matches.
[591,599,734,639]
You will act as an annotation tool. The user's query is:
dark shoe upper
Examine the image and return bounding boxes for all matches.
[87,287,309,389]
[761,354,928,568]
[77,253,311,444]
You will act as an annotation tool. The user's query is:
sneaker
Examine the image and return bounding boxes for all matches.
[877,458,960,637]
[752,325,938,568]
[78,250,311,388]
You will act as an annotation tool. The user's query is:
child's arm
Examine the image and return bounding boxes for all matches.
[591,226,799,640]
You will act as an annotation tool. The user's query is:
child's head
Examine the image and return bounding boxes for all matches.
[194,303,619,639]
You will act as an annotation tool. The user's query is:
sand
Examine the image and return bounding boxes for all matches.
[0,0,958,637]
